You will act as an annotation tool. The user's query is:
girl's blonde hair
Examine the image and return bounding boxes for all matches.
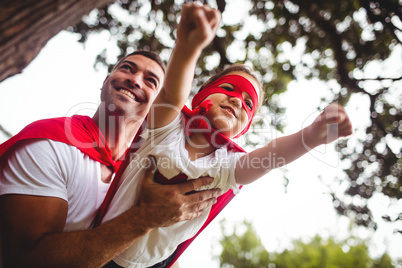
[198,64,265,110]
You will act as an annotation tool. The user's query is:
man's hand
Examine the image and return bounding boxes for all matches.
[136,156,222,228]
[176,3,221,52]
[309,103,353,145]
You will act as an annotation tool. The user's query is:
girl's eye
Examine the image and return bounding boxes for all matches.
[245,100,253,110]
[221,86,234,91]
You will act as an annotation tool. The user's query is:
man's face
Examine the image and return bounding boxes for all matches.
[100,54,165,119]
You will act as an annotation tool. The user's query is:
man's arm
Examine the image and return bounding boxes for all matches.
[235,103,353,185]
[0,162,221,268]
[147,4,221,129]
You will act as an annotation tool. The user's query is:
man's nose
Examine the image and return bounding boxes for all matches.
[129,73,142,88]
[230,96,242,108]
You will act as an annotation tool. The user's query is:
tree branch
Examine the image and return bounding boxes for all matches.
[359,0,402,44]
[213,36,232,69]
[296,1,362,94]
[356,76,402,82]
[0,0,116,83]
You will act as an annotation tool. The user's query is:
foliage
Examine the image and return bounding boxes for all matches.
[218,220,397,268]
[219,220,270,267]
[70,0,402,232]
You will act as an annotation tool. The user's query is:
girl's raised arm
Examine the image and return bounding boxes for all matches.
[235,103,352,185]
[147,4,221,129]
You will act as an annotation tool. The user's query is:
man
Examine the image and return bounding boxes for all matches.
[0,50,221,267]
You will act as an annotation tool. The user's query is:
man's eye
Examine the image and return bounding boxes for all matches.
[147,78,157,87]
[121,64,132,71]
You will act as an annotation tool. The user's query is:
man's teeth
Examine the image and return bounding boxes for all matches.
[119,89,136,101]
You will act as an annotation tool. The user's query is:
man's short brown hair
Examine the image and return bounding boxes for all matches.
[112,50,166,74]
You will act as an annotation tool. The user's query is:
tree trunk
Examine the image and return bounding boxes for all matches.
[0,0,116,83]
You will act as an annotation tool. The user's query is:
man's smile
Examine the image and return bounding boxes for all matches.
[112,80,147,103]
[118,88,136,101]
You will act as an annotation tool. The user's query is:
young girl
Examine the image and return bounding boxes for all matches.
[101,4,352,267]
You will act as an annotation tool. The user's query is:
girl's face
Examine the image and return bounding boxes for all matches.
[200,71,260,138]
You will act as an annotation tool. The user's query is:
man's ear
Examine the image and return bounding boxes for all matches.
[102,75,110,87]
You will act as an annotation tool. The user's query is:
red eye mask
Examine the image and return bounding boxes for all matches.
[191,74,259,138]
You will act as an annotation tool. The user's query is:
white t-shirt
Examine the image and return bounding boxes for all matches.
[0,139,110,231]
[105,115,245,268]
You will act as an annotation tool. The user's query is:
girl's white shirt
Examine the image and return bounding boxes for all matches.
[105,114,243,268]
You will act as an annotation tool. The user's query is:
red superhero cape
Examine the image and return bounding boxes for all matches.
[92,106,246,267]
[0,115,123,172]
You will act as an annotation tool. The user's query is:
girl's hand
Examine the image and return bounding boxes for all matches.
[308,103,353,145]
[176,3,221,52]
